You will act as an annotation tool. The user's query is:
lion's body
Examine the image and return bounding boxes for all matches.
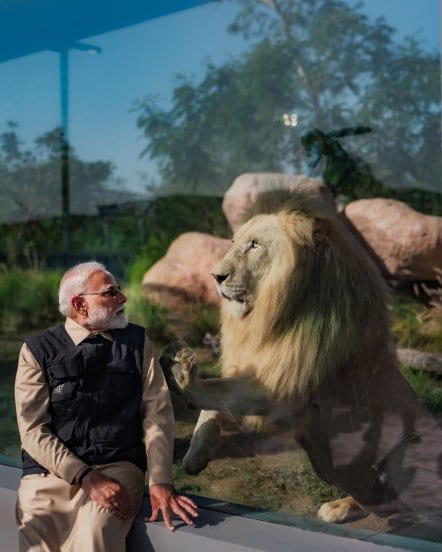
[163,190,442,524]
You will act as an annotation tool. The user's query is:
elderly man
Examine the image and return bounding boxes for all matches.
[15,261,197,552]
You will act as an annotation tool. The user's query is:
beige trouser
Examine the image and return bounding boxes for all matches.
[16,461,145,552]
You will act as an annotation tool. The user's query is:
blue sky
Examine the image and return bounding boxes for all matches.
[0,0,440,198]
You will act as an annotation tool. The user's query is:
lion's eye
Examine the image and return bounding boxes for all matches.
[250,239,260,249]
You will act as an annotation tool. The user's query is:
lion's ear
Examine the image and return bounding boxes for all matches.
[313,218,328,247]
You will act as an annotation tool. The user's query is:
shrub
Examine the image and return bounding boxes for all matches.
[0,268,62,333]
[123,282,172,344]
[390,293,442,353]
[401,366,442,413]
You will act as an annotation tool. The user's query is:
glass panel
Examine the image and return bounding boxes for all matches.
[1,0,441,546]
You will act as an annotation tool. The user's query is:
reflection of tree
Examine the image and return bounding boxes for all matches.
[136,0,440,197]
[0,123,113,223]
[301,126,385,198]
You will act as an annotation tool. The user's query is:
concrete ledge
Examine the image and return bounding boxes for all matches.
[0,463,438,552]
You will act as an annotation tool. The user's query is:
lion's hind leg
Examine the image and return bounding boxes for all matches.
[317,497,362,523]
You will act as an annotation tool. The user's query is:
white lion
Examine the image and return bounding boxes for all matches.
[161,190,442,524]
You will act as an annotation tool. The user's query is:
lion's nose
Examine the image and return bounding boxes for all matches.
[212,272,229,284]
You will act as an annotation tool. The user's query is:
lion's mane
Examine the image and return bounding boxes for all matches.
[219,190,393,403]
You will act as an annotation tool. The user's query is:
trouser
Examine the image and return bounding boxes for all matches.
[16,461,145,552]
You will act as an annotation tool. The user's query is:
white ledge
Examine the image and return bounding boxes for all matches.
[0,463,435,552]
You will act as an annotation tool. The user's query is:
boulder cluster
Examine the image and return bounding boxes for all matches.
[143,173,442,308]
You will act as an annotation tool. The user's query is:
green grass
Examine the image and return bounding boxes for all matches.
[0,336,22,459]
[401,366,442,412]
[390,293,442,352]
[0,268,62,333]
[123,282,172,344]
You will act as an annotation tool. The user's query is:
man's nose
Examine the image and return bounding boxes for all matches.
[117,291,127,303]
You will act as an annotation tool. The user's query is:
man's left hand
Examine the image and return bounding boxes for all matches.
[146,484,198,531]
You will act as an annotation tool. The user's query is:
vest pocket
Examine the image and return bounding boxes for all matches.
[46,349,84,401]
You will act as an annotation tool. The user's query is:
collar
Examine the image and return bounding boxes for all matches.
[64,317,113,346]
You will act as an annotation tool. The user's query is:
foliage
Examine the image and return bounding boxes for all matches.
[390,292,442,353]
[182,304,220,347]
[0,124,114,223]
[401,367,442,413]
[124,194,230,282]
[123,282,172,344]
[0,336,21,459]
[0,268,62,333]
[136,0,440,203]
[417,268,442,319]
[301,125,386,198]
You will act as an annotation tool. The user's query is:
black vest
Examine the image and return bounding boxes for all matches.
[22,323,147,477]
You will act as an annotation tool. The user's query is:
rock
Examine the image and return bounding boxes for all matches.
[142,232,231,309]
[397,348,442,376]
[344,198,442,281]
[223,173,335,232]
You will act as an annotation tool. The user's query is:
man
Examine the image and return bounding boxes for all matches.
[15,261,197,552]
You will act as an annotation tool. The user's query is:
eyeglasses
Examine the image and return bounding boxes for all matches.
[78,285,122,299]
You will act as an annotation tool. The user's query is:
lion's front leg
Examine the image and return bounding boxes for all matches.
[160,341,273,415]
[182,410,223,474]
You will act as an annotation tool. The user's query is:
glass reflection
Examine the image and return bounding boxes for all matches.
[0,0,441,545]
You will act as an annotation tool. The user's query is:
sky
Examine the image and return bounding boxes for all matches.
[0,0,440,202]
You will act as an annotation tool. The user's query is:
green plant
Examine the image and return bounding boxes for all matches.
[185,303,220,347]
[390,290,442,353]
[123,282,172,343]
[401,366,442,413]
[0,268,62,333]
[0,335,23,459]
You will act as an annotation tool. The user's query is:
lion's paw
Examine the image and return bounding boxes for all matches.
[182,450,211,475]
[159,341,197,392]
[317,497,359,523]
[171,347,196,389]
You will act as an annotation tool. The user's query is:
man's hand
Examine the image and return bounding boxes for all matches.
[81,469,133,520]
[146,483,198,531]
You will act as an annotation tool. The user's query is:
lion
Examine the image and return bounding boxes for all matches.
[161,189,442,525]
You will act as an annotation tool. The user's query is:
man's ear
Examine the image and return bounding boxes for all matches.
[71,296,86,315]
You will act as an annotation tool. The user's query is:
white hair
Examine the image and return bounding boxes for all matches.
[58,261,111,317]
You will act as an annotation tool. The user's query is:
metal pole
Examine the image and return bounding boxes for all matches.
[60,49,70,253]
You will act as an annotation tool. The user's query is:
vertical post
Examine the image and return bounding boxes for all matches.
[60,49,70,253]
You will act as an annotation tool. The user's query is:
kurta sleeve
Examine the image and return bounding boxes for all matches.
[15,343,88,484]
[140,335,175,487]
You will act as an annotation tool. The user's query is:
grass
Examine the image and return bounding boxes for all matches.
[123,282,172,344]
[0,268,62,333]
[0,336,22,459]
[390,292,442,352]
[401,366,442,412]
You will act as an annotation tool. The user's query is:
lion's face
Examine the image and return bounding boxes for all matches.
[212,214,293,319]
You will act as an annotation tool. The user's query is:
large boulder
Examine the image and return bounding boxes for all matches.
[142,232,231,309]
[344,198,442,280]
[223,173,334,232]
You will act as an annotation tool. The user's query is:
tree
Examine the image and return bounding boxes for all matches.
[0,123,114,223]
[136,0,441,199]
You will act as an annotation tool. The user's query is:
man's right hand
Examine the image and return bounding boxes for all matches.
[81,469,133,520]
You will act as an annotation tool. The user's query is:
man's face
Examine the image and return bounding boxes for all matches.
[79,270,128,331]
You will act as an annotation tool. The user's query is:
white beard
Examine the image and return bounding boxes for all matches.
[85,305,128,330]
